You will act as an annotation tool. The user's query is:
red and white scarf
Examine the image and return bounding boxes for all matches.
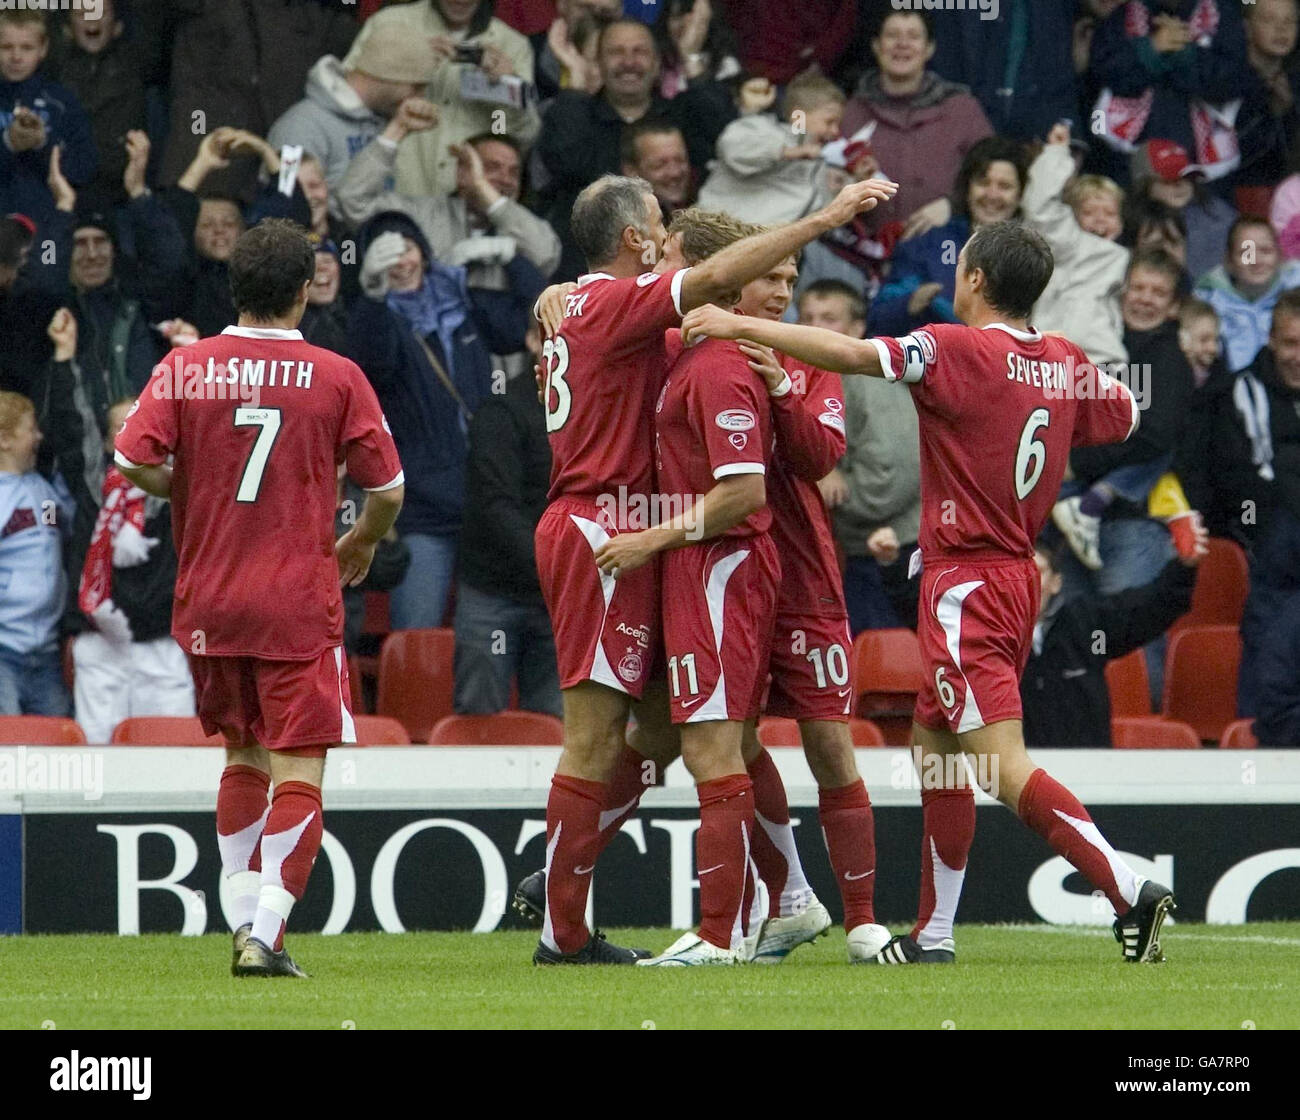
[78,466,146,616]
[1092,0,1241,180]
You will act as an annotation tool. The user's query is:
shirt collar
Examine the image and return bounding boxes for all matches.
[221,326,304,341]
[982,322,1042,343]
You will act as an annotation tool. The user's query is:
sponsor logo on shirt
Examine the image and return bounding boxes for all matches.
[823,397,843,414]
[636,272,661,287]
[715,409,755,432]
[818,412,846,432]
[615,622,651,648]
[729,432,748,451]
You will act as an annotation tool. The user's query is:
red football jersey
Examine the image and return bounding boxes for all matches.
[869,322,1137,561]
[115,326,404,659]
[767,361,848,617]
[543,268,688,502]
[655,334,773,539]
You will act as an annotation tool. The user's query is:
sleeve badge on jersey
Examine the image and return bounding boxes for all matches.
[914,330,937,364]
[715,408,756,432]
[823,397,843,414]
[818,412,846,433]
[636,272,661,287]
[729,432,748,450]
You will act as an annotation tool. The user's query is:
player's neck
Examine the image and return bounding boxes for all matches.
[238,314,301,332]
[598,253,652,281]
[963,306,1031,333]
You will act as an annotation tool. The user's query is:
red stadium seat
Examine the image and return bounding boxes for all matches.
[428,712,564,746]
[850,628,922,745]
[110,717,225,746]
[1170,538,1248,632]
[351,715,412,745]
[756,716,802,746]
[376,628,456,742]
[1111,716,1202,749]
[1219,719,1259,750]
[1161,624,1241,741]
[0,716,87,746]
[1105,649,1152,718]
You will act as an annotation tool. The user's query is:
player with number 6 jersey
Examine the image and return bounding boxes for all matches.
[530,174,898,967]
[681,221,1179,969]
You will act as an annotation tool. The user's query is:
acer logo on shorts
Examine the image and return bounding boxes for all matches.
[714,409,755,432]
[615,622,650,647]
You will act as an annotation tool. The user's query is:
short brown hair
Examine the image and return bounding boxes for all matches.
[0,391,35,438]
[0,11,47,37]
[799,278,866,324]
[229,219,315,320]
[1179,297,1217,329]
[1127,247,1184,290]
[1273,288,1300,328]
[667,207,762,265]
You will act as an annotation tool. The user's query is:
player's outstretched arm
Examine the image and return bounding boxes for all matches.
[677,179,897,313]
[681,305,884,377]
[336,484,405,587]
[592,475,765,576]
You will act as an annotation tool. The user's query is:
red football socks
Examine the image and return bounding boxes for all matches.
[1019,768,1141,915]
[818,779,877,930]
[541,774,606,955]
[695,774,754,950]
[251,781,323,951]
[216,764,270,930]
[597,745,651,848]
[911,786,975,948]
[747,748,813,918]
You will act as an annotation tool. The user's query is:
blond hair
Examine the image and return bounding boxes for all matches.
[1063,174,1124,216]
[0,10,47,37]
[0,391,35,438]
[667,207,764,265]
[783,72,845,119]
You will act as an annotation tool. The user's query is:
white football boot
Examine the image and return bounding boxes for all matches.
[638,931,744,966]
[746,896,833,963]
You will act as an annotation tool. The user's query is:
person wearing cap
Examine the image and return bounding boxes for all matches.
[342,0,541,199]
[1129,137,1236,283]
[267,26,438,197]
[1195,215,1300,372]
[347,211,544,630]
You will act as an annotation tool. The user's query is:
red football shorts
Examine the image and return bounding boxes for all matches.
[913,556,1039,734]
[535,497,658,698]
[662,534,780,725]
[188,646,355,753]
[765,612,853,721]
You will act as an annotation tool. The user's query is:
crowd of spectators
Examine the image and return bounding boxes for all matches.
[1,0,1297,747]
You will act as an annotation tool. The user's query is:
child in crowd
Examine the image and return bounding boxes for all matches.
[0,390,73,716]
[1195,217,1300,372]
[1178,298,1224,389]
[72,396,194,743]
[697,71,844,225]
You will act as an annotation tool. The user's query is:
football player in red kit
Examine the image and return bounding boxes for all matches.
[532,175,897,964]
[591,294,781,966]
[115,220,404,977]
[683,221,1177,965]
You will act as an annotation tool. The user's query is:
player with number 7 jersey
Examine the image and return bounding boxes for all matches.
[681,222,1179,968]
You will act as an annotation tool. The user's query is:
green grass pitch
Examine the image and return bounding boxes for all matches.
[2,924,1296,1030]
